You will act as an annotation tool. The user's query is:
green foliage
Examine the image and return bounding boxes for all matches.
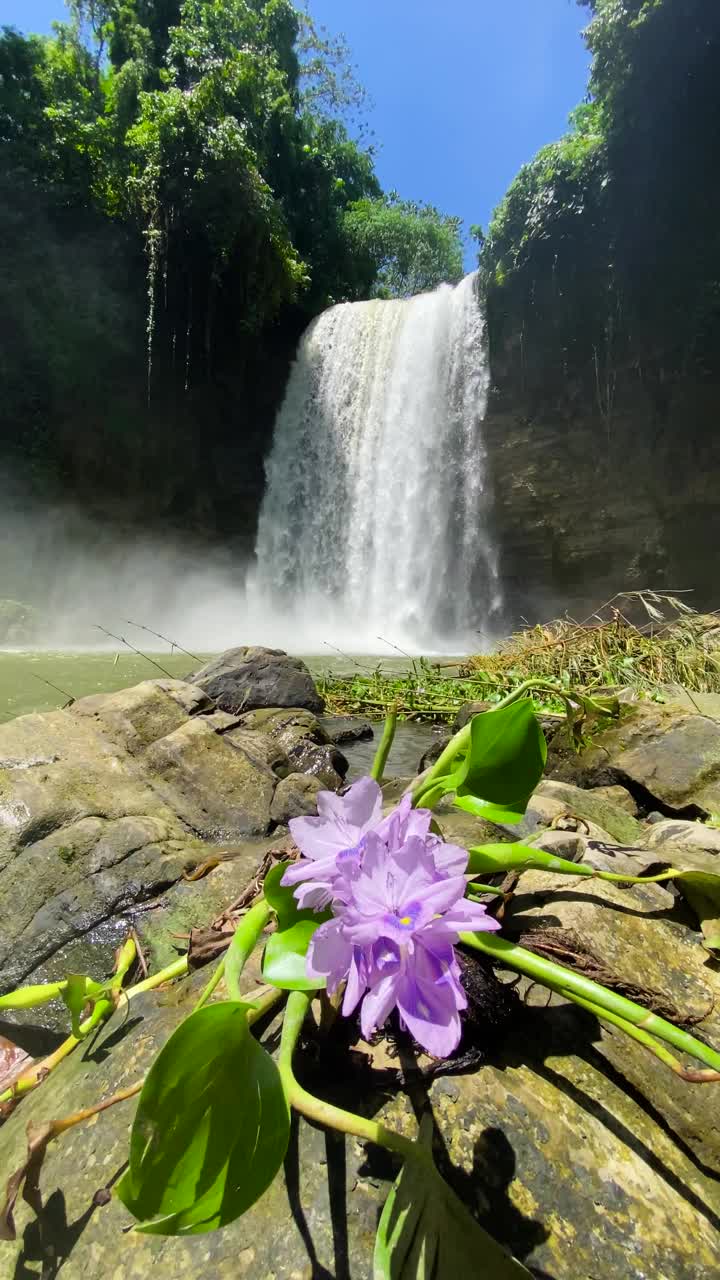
[480,0,720,408]
[117,1001,290,1234]
[344,195,464,298]
[262,863,329,990]
[374,1118,532,1278]
[438,699,548,823]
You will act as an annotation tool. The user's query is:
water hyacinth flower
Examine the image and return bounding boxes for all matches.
[282,777,500,1057]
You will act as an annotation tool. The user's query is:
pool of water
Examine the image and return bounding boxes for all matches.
[342,721,440,780]
[0,649,421,723]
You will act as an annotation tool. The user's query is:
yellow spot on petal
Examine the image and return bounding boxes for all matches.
[400,916,412,925]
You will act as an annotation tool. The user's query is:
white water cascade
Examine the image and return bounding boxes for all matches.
[252,273,503,652]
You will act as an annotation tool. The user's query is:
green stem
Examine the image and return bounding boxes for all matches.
[194,957,226,1012]
[0,981,69,1011]
[371,707,398,783]
[461,931,720,1075]
[225,899,272,1001]
[121,956,188,1001]
[569,993,720,1082]
[278,992,423,1161]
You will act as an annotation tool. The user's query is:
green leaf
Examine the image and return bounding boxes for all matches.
[445,701,547,824]
[467,842,594,879]
[374,1130,531,1279]
[672,871,720,953]
[262,921,325,991]
[263,863,329,929]
[116,1001,290,1235]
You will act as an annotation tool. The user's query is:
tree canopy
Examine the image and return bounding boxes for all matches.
[0,0,464,356]
[480,0,720,406]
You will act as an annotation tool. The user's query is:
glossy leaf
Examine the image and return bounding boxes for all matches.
[672,871,720,952]
[262,921,325,991]
[263,863,330,929]
[444,701,547,823]
[116,1001,290,1235]
[374,1129,531,1279]
[467,842,594,879]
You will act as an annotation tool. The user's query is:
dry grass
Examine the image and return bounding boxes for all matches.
[463,592,720,695]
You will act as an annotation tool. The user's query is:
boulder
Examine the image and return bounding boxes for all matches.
[645,817,720,856]
[550,698,720,816]
[451,700,493,731]
[0,681,285,991]
[319,714,374,744]
[534,779,644,845]
[188,647,324,714]
[270,772,323,824]
[0,958,718,1276]
[588,782,638,815]
[142,717,278,840]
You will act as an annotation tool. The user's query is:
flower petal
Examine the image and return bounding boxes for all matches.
[306,919,352,990]
[359,973,400,1041]
[396,947,464,1058]
[431,839,468,876]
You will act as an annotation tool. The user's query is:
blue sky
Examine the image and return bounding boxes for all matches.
[4,0,591,264]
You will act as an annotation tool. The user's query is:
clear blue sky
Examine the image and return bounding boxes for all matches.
[5,0,591,265]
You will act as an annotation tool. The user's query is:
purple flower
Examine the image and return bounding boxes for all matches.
[283,777,384,909]
[282,777,500,1058]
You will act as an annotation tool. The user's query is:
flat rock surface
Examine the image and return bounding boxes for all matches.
[551,699,720,815]
[0,964,718,1278]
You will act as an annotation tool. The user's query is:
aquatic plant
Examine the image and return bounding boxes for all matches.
[2,689,720,1270]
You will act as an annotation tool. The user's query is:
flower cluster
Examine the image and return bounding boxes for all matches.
[281,777,499,1058]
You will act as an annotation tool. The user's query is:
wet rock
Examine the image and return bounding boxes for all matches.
[418,734,450,772]
[0,681,285,991]
[285,739,347,789]
[270,772,323,824]
[549,699,720,816]
[233,705,330,745]
[319,714,374,744]
[188,647,324,714]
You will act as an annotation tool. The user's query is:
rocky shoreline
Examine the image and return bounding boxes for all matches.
[1,650,720,1276]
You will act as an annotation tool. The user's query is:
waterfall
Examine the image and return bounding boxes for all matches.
[252,273,503,652]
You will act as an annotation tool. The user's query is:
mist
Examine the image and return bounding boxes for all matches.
[0,497,477,656]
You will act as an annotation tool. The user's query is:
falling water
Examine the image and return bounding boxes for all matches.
[252,273,503,652]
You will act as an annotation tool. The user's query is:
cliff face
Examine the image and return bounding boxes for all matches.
[481,362,720,625]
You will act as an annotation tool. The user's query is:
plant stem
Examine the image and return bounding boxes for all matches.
[569,993,720,1082]
[370,707,398,783]
[194,957,226,1012]
[461,931,720,1075]
[121,957,188,1001]
[225,900,271,1001]
[278,992,423,1161]
[0,981,68,1011]
[0,957,190,1106]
